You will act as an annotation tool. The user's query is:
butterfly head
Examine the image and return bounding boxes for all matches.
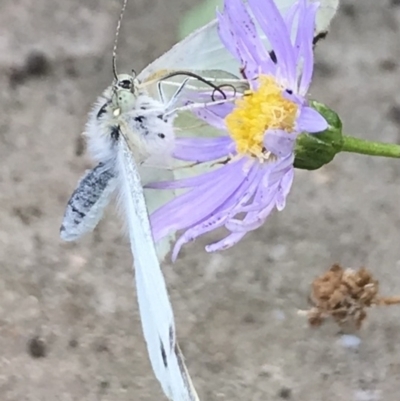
[110,73,139,116]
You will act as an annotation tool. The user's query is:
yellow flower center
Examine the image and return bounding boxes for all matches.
[225,75,298,158]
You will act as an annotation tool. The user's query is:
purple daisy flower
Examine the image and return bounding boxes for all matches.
[149,0,328,261]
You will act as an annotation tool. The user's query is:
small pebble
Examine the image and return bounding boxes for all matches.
[339,334,361,349]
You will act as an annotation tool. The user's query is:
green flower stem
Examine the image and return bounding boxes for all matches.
[342,136,400,159]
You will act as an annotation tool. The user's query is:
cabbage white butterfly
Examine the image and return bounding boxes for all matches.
[60,0,340,399]
[61,1,205,399]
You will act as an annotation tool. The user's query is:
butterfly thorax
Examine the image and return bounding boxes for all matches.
[85,73,175,166]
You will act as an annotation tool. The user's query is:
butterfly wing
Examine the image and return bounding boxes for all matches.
[116,132,199,401]
[60,161,117,241]
[314,0,339,37]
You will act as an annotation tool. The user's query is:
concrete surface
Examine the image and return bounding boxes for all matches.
[1,0,400,400]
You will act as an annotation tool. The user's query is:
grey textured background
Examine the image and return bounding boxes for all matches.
[1,0,400,400]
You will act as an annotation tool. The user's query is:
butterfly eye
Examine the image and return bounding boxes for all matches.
[118,79,132,89]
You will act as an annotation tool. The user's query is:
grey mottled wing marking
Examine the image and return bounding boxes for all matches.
[60,161,117,241]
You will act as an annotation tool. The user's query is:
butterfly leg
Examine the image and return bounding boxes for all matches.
[157,77,190,111]
[156,80,167,104]
[164,77,190,113]
[164,96,231,118]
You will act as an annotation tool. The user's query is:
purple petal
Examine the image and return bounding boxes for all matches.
[257,194,280,220]
[225,181,277,233]
[222,0,275,79]
[296,106,328,133]
[240,155,294,213]
[239,168,292,228]
[275,167,294,211]
[172,163,260,260]
[225,155,293,232]
[191,101,234,130]
[217,10,241,61]
[147,151,238,190]
[220,161,260,211]
[263,154,294,185]
[173,136,233,162]
[146,169,220,190]
[245,179,280,224]
[298,1,318,94]
[171,161,260,259]
[164,153,296,256]
[217,8,264,80]
[227,168,265,214]
[205,231,247,252]
[289,1,305,65]
[225,213,268,232]
[264,129,296,158]
[248,0,296,87]
[150,159,247,241]
[284,1,300,42]
[172,213,229,261]
[282,89,305,106]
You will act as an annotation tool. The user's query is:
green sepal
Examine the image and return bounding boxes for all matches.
[294,101,343,170]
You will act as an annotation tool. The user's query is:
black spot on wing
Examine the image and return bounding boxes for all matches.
[134,115,145,123]
[169,325,174,349]
[313,31,328,47]
[160,340,168,368]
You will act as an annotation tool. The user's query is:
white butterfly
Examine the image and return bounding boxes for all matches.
[60,1,340,400]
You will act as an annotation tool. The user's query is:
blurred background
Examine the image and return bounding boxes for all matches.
[1,0,400,400]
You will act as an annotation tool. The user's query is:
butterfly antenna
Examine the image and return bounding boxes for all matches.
[160,71,230,100]
[112,0,128,80]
